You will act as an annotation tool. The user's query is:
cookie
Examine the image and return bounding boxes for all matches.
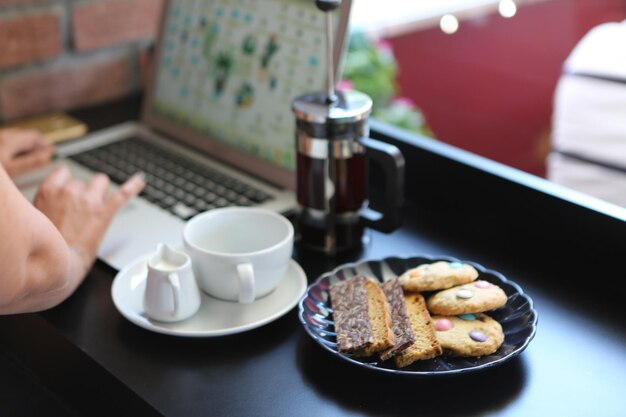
[329,276,373,353]
[353,279,395,357]
[394,293,442,368]
[379,278,415,361]
[426,280,508,315]
[431,313,504,357]
[399,261,479,292]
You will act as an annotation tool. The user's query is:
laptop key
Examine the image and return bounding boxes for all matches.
[193,187,207,197]
[214,198,229,208]
[194,200,209,211]
[244,190,269,203]
[160,196,177,207]
[173,189,186,199]
[183,194,197,205]
[204,192,217,203]
[183,182,196,192]
[143,185,165,201]
[235,196,253,206]
[162,183,176,194]
[171,203,197,220]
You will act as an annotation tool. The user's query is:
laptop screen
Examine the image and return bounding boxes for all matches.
[143,0,352,189]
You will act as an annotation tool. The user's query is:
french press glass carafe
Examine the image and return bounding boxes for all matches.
[291,0,405,255]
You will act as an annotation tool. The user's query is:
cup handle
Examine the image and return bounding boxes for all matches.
[359,136,405,233]
[168,273,181,315]
[236,263,255,304]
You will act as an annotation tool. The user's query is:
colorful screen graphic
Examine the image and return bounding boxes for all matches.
[153,0,340,170]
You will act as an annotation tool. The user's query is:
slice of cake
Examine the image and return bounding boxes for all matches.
[329,276,395,356]
[379,278,415,361]
[353,278,395,357]
[329,276,373,353]
[394,292,443,368]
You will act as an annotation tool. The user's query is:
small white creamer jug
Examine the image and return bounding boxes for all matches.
[143,243,201,322]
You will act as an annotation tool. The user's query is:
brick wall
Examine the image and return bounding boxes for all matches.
[0,0,164,121]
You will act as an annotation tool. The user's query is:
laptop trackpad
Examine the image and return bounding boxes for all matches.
[99,198,185,271]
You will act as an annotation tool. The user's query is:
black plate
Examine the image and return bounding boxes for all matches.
[298,254,538,376]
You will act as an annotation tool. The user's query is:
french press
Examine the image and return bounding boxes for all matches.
[292,0,405,255]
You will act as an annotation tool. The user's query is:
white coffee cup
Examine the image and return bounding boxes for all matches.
[143,243,201,322]
[183,207,294,304]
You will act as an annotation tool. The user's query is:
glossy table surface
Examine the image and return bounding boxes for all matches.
[1,97,625,417]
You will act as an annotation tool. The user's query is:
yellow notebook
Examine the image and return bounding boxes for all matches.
[4,113,88,144]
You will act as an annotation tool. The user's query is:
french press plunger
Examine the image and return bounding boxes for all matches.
[291,0,405,255]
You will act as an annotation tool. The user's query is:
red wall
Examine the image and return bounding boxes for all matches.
[386,0,626,176]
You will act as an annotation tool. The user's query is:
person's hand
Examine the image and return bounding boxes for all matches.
[0,128,56,178]
[33,166,146,270]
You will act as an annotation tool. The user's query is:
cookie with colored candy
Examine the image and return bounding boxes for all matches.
[431,313,504,357]
[398,261,479,292]
[426,280,508,315]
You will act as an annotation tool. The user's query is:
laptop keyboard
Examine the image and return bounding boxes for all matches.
[69,137,272,220]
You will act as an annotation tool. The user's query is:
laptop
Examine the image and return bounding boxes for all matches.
[16,0,353,270]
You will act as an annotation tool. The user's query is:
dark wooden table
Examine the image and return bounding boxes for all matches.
[2,96,625,417]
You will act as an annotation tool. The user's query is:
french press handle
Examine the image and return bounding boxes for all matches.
[359,137,405,233]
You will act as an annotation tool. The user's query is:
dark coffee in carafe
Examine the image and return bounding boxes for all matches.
[292,90,404,255]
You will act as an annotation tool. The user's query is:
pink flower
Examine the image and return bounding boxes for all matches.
[337,79,354,91]
[391,96,416,108]
[376,39,394,53]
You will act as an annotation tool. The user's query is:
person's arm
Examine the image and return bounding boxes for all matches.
[0,165,144,314]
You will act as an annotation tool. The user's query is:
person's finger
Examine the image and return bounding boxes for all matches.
[0,128,48,155]
[106,173,146,212]
[40,165,71,192]
[6,145,56,177]
[85,173,111,200]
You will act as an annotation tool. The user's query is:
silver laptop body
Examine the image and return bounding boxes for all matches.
[16,0,352,270]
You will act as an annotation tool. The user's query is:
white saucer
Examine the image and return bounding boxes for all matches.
[111,254,307,337]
